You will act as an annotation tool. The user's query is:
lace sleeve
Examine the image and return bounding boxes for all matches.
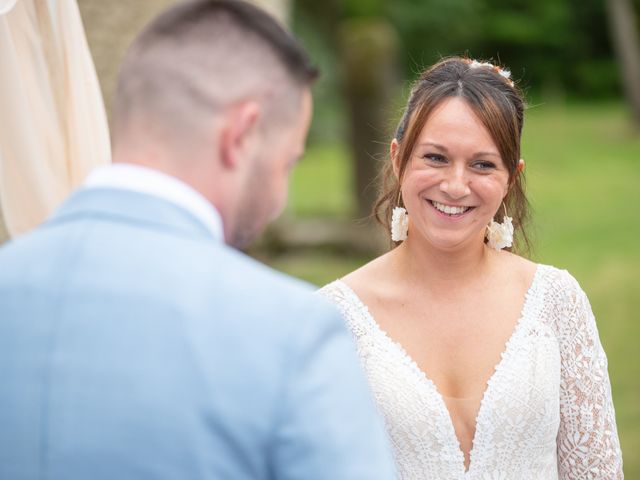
[555,272,623,479]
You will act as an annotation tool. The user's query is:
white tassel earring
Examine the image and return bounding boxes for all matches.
[486,203,514,250]
[390,191,409,242]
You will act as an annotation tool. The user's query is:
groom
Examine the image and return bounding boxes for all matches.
[0,1,396,479]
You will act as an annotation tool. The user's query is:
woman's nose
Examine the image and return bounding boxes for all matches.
[439,167,471,199]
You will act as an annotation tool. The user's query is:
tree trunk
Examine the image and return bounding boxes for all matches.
[339,18,399,219]
[606,0,640,125]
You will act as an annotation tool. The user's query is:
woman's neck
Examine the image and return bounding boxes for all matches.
[391,234,495,293]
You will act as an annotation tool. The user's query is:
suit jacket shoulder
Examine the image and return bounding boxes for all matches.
[0,188,396,480]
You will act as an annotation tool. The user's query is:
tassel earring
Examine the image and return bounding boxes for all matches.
[390,191,409,242]
[486,203,514,251]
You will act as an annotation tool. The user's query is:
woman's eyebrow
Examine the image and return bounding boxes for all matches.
[417,141,448,151]
[472,151,501,158]
[418,141,500,158]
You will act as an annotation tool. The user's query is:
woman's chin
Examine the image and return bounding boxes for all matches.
[408,229,483,253]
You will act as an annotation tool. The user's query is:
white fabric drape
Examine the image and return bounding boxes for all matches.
[0,0,110,238]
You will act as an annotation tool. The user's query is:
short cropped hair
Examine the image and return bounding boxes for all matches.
[112,0,318,146]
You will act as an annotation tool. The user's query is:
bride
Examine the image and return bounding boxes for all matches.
[320,57,623,479]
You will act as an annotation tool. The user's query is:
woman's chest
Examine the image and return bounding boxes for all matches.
[368,288,531,399]
[356,322,562,478]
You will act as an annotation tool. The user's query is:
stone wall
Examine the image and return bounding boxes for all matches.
[77,0,177,124]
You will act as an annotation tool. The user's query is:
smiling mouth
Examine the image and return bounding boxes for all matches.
[429,200,475,216]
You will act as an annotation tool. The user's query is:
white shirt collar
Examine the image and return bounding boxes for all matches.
[84,164,224,241]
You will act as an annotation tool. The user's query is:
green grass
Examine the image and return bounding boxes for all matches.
[523,103,640,474]
[264,101,640,475]
[287,143,355,219]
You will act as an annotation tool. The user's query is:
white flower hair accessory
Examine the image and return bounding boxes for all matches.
[468,59,514,87]
[391,206,409,242]
[486,205,514,251]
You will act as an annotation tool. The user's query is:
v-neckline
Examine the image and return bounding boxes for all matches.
[335,264,543,477]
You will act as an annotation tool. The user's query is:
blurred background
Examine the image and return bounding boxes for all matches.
[11,0,640,474]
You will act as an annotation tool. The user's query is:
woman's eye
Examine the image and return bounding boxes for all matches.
[473,161,496,170]
[423,153,446,163]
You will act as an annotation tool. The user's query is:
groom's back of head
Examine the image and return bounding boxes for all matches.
[111,0,317,152]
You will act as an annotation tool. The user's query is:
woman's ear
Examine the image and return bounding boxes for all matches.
[391,139,401,179]
[508,158,525,190]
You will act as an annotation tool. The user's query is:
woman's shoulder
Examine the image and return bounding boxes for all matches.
[533,262,585,298]
[318,253,394,324]
[317,278,350,305]
[497,253,591,321]
[525,262,596,337]
[317,274,379,340]
[499,251,538,285]
[323,252,393,298]
[499,252,583,296]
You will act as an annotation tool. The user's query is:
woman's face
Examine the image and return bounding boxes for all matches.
[395,97,510,252]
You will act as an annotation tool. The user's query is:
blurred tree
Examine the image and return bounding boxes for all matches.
[387,0,481,69]
[606,0,640,125]
[384,0,624,98]
[475,0,571,94]
[296,0,400,219]
[340,18,399,217]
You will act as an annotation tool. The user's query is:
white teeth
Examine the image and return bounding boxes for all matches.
[431,200,470,215]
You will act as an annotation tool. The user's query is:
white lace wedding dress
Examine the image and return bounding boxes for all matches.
[319,264,623,479]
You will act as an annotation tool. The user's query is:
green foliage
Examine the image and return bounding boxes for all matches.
[386,0,482,66]
[294,0,630,99]
[392,0,621,98]
[343,0,385,17]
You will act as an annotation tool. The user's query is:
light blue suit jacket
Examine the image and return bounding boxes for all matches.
[0,188,396,480]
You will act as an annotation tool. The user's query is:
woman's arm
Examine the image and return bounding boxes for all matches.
[556,273,623,479]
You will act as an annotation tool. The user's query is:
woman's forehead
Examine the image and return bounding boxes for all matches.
[415,98,498,151]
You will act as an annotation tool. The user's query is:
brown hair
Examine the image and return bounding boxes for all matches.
[374,56,531,253]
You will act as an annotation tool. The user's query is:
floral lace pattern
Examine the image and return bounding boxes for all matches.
[319,265,623,479]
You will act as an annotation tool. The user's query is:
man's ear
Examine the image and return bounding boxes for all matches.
[219,101,261,170]
[390,139,401,179]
